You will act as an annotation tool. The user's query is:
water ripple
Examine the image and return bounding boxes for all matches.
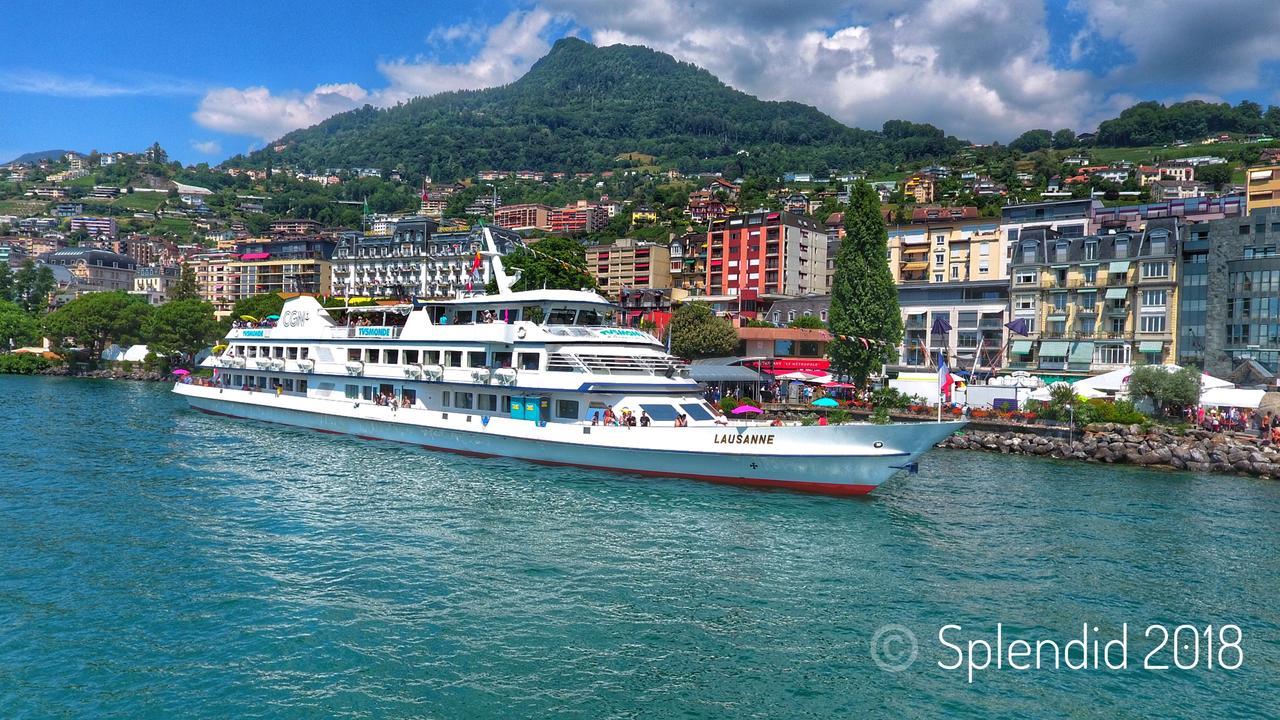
[1,376,1277,719]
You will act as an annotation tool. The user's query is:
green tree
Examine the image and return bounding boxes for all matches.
[0,299,41,349]
[1127,365,1200,418]
[12,260,57,313]
[668,301,739,359]
[1196,163,1233,190]
[142,299,220,360]
[43,291,153,363]
[829,183,902,385]
[230,293,286,321]
[1051,128,1077,149]
[1009,129,1053,153]
[0,263,13,302]
[172,264,200,300]
[501,236,595,292]
[787,314,825,329]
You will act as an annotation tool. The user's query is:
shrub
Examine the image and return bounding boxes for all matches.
[0,353,55,374]
[870,386,912,409]
[870,406,891,425]
[827,408,852,425]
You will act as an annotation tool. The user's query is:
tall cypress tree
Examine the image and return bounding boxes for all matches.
[828,182,902,385]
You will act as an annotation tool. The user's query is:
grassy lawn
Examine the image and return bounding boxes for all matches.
[112,192,167,211]
[1087,140,1279,166]
[151,216,193,234]
[0,198,47,215]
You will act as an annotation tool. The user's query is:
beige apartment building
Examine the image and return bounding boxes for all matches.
[585,238,671,299]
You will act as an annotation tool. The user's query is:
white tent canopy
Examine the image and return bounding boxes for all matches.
[1028,382,1107,401]
[1072,364,1234,395]
[1199,387,1266,409]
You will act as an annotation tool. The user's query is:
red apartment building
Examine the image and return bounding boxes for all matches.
[682,210,828,299]
[494,203,552,231]
[549,201,609,235]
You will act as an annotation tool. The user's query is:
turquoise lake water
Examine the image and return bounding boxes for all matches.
[1,375,1277,718]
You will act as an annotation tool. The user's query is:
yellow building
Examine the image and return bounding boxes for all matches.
[1246,164,1280,213]
[1007,221,1179,374]
[585,237,671,299]
[886,210,1006,285]
[903,175,936,204]
[631,206,659,224]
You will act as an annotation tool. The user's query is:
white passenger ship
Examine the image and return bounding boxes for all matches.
[175,228,964,496]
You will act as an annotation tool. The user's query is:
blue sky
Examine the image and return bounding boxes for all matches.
[3,1,1278,165]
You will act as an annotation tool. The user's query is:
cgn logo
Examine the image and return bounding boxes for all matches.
[281,310,310,327]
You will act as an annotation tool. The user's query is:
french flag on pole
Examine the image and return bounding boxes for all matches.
[938,349,953,402]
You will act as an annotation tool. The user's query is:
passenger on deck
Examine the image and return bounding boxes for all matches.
[603,407,616,426]
[674,414,687,427]
[591,411,600,426]
[770,417,784,427]
[639,410,651,427]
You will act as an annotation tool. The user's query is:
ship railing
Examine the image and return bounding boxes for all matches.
[548,351,689,376]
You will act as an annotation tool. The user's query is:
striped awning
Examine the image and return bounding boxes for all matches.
[1070,342,1094,363]
[1105,288,1128,300]
[1011,340,1033,354]
[1109,260,1131,273]
[901,261,929,270]
[1139,341,1164,353]
[1040,341,1070,356]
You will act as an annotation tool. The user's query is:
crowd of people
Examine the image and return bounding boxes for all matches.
[1190,406,1280,443]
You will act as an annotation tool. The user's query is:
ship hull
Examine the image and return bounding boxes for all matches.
[176,384,963,497]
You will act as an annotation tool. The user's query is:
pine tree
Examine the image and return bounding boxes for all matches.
[828,182,902,385]
[172,264,199,301]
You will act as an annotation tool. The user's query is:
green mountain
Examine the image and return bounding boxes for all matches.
[233,37,964,179]
[6,149,80,165]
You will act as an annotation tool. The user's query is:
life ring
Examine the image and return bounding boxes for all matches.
[516,327,527,339]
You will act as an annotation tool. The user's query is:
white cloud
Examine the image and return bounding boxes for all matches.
[191,139,222,155]
[0,69,202,97]
[193,83,369,141]
[190,0,1280,146]
[193,9,557,141]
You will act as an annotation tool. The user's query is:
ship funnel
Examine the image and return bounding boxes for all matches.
[483,226,520,296]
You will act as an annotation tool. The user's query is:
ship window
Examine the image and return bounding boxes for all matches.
[424,350,440,364]
[556,399,580,419]
[454,392,474,409]
[577,309,602,326]
[442,392,450,407]
[403,349,420,364]
[478,394,498,412]
[365,348,379,363]
[401,389,415,407]
[640,404,679,422]
[680,403,714,421]
[362,386,373,401]
[348,348,360,362]
[493,351,513,368]
[345,384,358,399]
[274,346,285,358]
[467,350,487,367]
[287,347,298,359]
[383,349,398,364]
[518,352,540,370]
[547,308,577,325]
[257,376,268,389]
[455,310,474,324]
[300,347,309,360]
[284,379,295,392]
[247,346,257,358]
[298,380,307,393]
[445,351,463,367]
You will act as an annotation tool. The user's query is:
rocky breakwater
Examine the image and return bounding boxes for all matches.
[39,365,168,382]
[940,423,1280,481]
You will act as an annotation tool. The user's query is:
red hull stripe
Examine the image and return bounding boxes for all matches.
[192,406,878,497]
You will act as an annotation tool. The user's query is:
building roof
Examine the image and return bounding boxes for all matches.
[45,247,136,268]
[735,326,832,341]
